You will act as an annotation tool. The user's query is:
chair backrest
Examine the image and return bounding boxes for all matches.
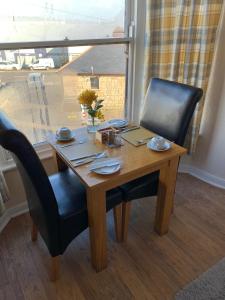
[0,113,60,255]
[140,78,203,145]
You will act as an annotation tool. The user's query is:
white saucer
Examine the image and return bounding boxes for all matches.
[147,140,171,152]
[94,164,121,175]
[107,119,128,128]
[56,134,75,142]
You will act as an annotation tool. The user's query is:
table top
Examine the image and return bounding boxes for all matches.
[48,127,187,191]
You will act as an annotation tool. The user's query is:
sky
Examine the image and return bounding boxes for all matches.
[0,0,125,20]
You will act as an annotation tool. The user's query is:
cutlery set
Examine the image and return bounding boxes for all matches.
[71,152,108,167]
[136,137,152,144]
[58,140,86,148]
[89,158,121,171]
[121,126,140,133]
[72,154,121,174]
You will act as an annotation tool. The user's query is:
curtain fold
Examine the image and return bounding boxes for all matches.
[143,0,223,152]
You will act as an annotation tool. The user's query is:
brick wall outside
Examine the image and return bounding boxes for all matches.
[63,74,125,118]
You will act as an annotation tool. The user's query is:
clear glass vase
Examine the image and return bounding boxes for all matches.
[87,116,101,133]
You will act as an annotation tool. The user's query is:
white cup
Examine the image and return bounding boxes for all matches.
[151,136,166,149]
[56,127,72,140]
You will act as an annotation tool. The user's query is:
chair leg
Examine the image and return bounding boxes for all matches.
[113,204,123,242]
[122,202,131,242]
[31,221,38,242]
[50,256,60,281]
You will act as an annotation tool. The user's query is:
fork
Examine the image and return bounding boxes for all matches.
[136,137,152,144]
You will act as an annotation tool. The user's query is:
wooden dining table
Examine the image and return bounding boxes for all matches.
[48,127,187,272]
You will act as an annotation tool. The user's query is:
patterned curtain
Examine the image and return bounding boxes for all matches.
[143,0,223,152]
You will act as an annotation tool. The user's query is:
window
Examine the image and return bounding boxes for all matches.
[0,1,133,145]
[90,76,99,89]
[0,0,126,43]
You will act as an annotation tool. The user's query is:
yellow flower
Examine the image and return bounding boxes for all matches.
[96,110,105,120]
[78,89,98,106]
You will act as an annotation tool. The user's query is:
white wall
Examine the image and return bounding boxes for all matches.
[0,155,57,232]
[4,156,57,209]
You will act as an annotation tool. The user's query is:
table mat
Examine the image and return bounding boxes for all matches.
[58,142,104,161]
[121,127,155,146]
[48,129,104,161]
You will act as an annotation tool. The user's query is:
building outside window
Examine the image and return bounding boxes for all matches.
[0,0,132,145]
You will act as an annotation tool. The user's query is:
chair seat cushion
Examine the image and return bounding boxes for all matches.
[49,169,87,217]
[120,171,159,201]
[49,169,123,216]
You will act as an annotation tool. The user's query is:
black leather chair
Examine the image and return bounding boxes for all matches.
[0,113,123,280]
[120,78,203,240]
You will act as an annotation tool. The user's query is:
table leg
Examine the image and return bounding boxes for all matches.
[154,156,179,235]
[87,188,107,272]
[55,152,68,171]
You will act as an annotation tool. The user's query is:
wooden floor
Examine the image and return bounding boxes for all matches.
[1,173,225,300]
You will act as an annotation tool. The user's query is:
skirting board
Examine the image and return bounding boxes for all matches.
[0,201,28,234]
[179,163,225,190]
[1,165,225,234]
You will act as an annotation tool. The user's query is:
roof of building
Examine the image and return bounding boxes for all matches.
[65,44,126,75]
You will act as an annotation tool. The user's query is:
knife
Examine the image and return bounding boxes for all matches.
[70,152,104,161]
[89,159,121,171]
[121,126,140,133]
[89,162,120,171]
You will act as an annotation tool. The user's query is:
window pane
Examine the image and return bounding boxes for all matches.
[0,44,126,144]
[0,0,125,43]
[90,76,99,89]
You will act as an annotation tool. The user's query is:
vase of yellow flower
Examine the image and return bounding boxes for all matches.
[78,89,104,132]
[78,90,97,125]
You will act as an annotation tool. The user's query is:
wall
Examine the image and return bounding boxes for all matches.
[4,156,57,210]
[0,155,57,233]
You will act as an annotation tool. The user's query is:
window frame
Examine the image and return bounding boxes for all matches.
[0,0,136,166]
[0,37,132,51]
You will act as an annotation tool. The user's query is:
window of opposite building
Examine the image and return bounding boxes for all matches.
[90,76,99,89]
